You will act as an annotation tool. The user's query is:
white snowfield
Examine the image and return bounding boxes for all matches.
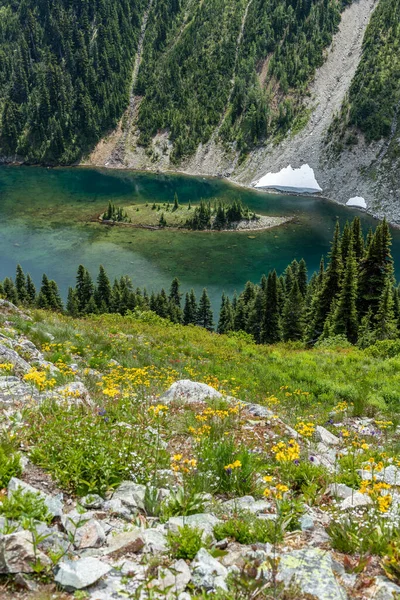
[254,164,322,194]
[346,196,367,209]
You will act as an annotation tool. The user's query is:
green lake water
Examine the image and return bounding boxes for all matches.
[0,165,398,312]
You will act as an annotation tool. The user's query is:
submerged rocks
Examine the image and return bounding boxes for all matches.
[161,380,222,404]
[275,548,347,600]
[55,557,111,590]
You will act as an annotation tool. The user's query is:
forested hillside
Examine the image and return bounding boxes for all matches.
[329,0,400,147]
[0,0,146,163]
[136,0,345,161]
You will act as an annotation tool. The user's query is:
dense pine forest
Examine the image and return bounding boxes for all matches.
[2,218,399,349]
[0,0,146,163]
[0,0,398,166]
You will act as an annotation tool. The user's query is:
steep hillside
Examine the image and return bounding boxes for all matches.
[0,0,147,163]
[1,302,400,598]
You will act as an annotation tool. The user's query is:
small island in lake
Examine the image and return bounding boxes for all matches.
[100,195,291,232]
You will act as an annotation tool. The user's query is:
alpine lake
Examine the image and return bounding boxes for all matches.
[0,165,399,313]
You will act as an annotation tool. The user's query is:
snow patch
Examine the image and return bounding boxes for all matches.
[254,165,322,194]
[346,196,367,209]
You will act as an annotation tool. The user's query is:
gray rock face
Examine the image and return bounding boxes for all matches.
[103,530,144,558]
[191,548,228,591]
[167,513,221,539]
[55,557,111,590]
[0,343,31,373]
[276,548,347,600]
[340,491,372,510]
[52,381,92,406]
[102,498,132,521]
[0,530,51,574]
[0,376,38,407]
[315,426,340,446]
[8,477,63,518]
[161,380,222,404]
[373,576,400,600]
[75,520,106,550]
[112,481,146,511]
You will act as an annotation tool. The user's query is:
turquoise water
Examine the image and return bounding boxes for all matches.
[0,165,398,311]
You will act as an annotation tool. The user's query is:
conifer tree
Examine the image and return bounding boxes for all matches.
[234,297,247,332]
[3,278,18,305]
[358,219,394,317]
[332,241,359,343]
[66,287,79,317]
[307,222,342,343]
[76,265,94,313]
[357,307,375,348]
[15,265,28,304]
[197,288,214,331]
[341,222,351,264]
[282,280,305,341]
[169,278,182,308]
[374,277,398,341]
[26,274,37,305]
[183,290,198,325]
[261,270,281,343]
[351,217,364,261]
[284,265,294,297]
[297,258,308,298]
[95,265,112,311]
[50,280,63,311]
[247,290,265,343]
[217,294,234,334]
[85,296,98,315]
[173,193,179,211]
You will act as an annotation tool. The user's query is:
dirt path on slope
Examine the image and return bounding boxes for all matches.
[233,0,378,187]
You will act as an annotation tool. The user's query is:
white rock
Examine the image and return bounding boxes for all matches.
[142,528,168,553]
[55,557,111,590]
[0,530,51,574]
[191,548,228,591]
[359,465,400,486]
[340,491,372,510]
[346,196,367,209]
[103,530,144,558]
[326,483,354,499]
[112,481,146,511]
[222,496,270,515]
[254,164,322,194]
[161,380,222,404]
[315,426,340,446]
[167,513,221,539]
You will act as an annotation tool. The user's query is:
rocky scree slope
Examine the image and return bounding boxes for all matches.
[0,300,400,598]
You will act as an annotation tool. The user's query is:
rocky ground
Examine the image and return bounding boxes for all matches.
[0,301,400,599]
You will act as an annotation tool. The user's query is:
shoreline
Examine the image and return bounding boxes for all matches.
[0,158,377,224]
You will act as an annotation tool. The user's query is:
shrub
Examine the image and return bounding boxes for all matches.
[0,445,22,488]
[214,513,284,545]
[327,513,398,556]
[167,525,203,560]
[0,488,51,525]
[161,486,205,518]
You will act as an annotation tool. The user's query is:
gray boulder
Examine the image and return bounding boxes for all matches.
[0,530,51,574]
[142,528,168,553]
[103,529,144,558]
[373,576,400,600]
[276,548,347,600]
[167,513,221,540]
[222,496,270,515]
[0,376,38,407]
[191,548,228,591]
[81,494,104,510]
[315,426,340,446]
[340,491,372,510]
[358,465,400,487]
[8,477,63,518]
[55,557,111,590]
[112,481,146,511]
[326,483,354,499]
[161,380,222,404]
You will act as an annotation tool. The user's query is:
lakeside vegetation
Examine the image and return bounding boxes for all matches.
[1,217,400,350]
[99,196,285,232]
